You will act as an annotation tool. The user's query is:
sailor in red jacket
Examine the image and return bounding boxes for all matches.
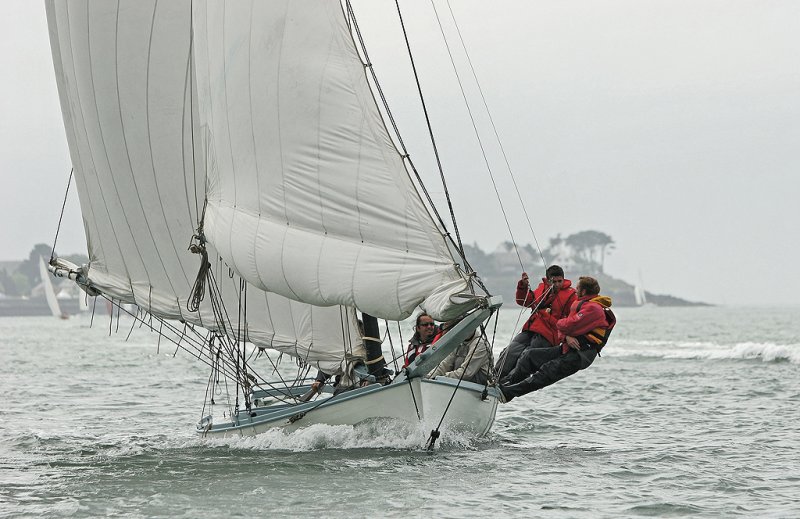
[498,276,616,402]
[495,265,577,381]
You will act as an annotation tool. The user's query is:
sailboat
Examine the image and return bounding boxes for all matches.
[634,271,651,307]
[44,0,503,441]
[38,256,67,319]
[633,281,646,306]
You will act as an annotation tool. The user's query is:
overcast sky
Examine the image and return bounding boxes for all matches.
[1,1,798,306]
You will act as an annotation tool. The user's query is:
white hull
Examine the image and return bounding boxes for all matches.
[198,377,500,439]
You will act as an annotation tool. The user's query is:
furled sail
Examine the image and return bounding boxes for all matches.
[192,0,476,321]
[45,0,362,373]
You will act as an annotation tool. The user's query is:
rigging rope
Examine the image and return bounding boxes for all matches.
[487,311,501,381]
[100,290,303,409]
[234,280,242,413]
[425,322,492,451]
[344,2,491,285]
[494,284,553,377]
[95,294,241,381]
[427,0,526,272]
[442,0,548,268]
[201,341,221,420]
[384,320,400,374]
[50,168,74,262]
[187,234,210,313]
[344,2,470,269]
[392,0,466,261]
[205,267,300,402]
[77,211,303,410]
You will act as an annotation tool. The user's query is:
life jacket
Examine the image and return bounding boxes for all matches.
[575,299,616,352]
[404,336,433,367]
[522,282,577,345]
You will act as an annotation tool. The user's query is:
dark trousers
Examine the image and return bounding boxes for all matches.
[495,331,551,380]
[501,347,598,401]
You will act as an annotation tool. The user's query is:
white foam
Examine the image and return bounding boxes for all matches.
[200,419,475,452]
[609,339,800,364]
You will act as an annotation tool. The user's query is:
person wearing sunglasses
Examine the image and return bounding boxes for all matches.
[427,318,493,385]
[404,312,438,367]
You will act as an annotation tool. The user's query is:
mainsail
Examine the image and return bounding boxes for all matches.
[47,0,483,371]
[193,1,476,321]
[45,0,503,439]
[45,0,362,373]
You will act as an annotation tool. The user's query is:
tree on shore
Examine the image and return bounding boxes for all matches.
[563,230,615,273]
[5,244,89,297]
[15,243,54,288]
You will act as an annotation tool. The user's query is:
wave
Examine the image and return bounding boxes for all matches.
[610,339,800,364]
[200,419,477,452]
[7,422,475,468]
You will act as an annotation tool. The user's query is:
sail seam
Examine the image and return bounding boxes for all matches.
[220,2,241,284]
[315,16,334,238]
[277,1,289,227]
[128,2,185,299]
[344,1,465,299]
[78,1,138,301]
[49,2,106,267]
[247,0,263,293]
[207,201,454,266]
[278,220,302,301]
[392,0,466,261]
[143,1,195,294]
[181,15,199,233]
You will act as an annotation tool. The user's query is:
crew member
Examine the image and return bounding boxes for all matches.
[499,276,615,402]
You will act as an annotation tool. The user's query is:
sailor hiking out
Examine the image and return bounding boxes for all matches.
[499,276,616,402]
[495,265,576,381]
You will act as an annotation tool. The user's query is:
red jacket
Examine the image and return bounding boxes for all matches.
[516,278,576,346]
[556,295,615,352]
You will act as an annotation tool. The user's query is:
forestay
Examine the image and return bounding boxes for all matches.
[45,0,362,373]
[192,0,476,322]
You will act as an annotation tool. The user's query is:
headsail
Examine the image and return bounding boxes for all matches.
[45,0,362,373]
[192,0,477,321]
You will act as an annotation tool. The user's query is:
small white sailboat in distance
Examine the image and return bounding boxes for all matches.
[634,270,652,307]
[634,284,647,306]
[38,256,67,320]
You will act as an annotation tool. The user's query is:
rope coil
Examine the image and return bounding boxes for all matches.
[187,234,210,313]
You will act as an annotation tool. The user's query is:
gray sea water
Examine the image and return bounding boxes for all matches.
[1,306,799,518]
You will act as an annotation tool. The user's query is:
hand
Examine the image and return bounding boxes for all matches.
[565,336,580,350]
[311,381,322,391]
[520,272,529,286]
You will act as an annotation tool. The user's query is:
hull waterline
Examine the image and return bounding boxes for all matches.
[198,377,500,439]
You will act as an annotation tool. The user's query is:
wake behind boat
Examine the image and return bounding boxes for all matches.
[45,0,506,445]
